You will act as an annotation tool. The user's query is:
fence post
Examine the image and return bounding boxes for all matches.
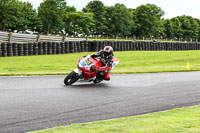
[37,34,40,42]
[9,32,12,43]
[62,36,66,42]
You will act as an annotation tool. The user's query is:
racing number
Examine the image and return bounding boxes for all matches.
[86,59,91,65]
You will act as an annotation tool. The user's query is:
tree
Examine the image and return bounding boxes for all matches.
[164,16,200,40]
[178,16,199,40]
[83,0,107,36]
[105,3,134,37]
[0,0,22,31]
[16,2,40,32]
[135,4,164,38]
[170,17,183,39]
[63,12,94,36]
[194,18,200,40]
[57,5,76,35]
[0,0,40,32]
[164,19,173,39]
[131,9,139,36]
[38,0,67,34]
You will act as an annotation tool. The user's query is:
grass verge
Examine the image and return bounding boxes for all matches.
[30,105,200,133]
[1,51,200,76]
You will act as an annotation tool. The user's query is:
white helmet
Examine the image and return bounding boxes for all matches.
[104,46,113,54]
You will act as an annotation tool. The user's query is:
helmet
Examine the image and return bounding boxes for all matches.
[104,46,113,55]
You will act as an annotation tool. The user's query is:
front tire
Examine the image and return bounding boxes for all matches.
[64,71,80,85]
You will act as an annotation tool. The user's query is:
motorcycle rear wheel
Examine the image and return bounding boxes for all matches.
[93,78,103,83]
[64,71,80,85]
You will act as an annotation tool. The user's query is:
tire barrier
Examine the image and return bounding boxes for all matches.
[91,41,98,52]
[69,41,75,53]
[77,41,81,52]
[84,41,88,52]
[33,42,38,55]
[38,42,43,55]
[18,43,23,56]
[87,41,92,52]
[47,42,52,55]
[52,42,57,54]
[56,42,61,54]
[28,43,34,55]
[80,41,84,52]
[197,43,200,50]
[7,43,13,56]
[2,43,7,57]
[1,41,200,57]
[74,41,78,53]
[113,41,117,51]
[24,43,29,56]
[65,41,70,53]
[116,41,120,51]
[61,42,65,54]
[43,42,48,55]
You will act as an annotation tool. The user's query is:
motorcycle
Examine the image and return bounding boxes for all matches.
[64,55,119,85]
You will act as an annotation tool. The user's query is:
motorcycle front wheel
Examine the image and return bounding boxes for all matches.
[64,71,80,85]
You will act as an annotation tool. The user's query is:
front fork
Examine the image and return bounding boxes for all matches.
[74,68,82,75]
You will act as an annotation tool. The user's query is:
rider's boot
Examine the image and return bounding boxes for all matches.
[104,72,110,81]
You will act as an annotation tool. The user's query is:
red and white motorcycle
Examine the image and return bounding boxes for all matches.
[64,55,119,85]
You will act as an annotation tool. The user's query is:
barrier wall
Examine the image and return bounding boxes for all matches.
[0,41,200,57]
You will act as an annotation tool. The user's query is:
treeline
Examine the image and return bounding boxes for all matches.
[0,0,200,41]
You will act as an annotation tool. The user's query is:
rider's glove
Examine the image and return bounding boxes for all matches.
[107,61,113,67]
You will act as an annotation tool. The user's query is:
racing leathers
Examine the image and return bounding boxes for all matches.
[90,50,114,80]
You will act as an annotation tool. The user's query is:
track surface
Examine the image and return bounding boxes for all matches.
[1,72,200,133]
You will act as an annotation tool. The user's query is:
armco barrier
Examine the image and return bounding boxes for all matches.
[1,41,200,57]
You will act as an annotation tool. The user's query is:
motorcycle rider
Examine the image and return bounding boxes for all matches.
[90,46,114,81]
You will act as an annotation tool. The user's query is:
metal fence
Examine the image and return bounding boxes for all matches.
[0,31,86,43]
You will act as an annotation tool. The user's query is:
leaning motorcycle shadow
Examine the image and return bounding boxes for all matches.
[64,82,110,89]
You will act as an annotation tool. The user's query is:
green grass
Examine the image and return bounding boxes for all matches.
[29,105,200,133]
[0,51,200,76]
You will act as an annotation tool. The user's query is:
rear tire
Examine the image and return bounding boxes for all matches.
[64,71,80,85]
[93,78,103,83]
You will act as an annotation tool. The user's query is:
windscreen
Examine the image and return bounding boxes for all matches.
[79,56,94,68]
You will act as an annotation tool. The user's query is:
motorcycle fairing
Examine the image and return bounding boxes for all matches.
[111,57,119,69]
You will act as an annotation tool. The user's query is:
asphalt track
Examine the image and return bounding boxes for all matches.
[1,72,200,133]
